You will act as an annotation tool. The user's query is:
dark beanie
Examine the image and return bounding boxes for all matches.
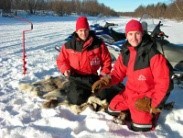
[76,16,89,31]
[125,19,143,34]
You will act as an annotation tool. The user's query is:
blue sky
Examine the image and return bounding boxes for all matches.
[98,0,171,12]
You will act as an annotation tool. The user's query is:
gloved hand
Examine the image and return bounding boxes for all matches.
[135,97,161,114]
[91,75,111,93]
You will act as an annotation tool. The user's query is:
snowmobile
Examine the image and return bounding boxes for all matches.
[140,14,183,70]
[90,22,126,43]
[88,21,126,52]
[138,14,183,86]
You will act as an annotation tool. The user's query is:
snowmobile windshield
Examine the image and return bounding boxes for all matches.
[139,14,156,34]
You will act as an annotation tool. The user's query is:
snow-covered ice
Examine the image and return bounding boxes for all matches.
[0,15,183,138]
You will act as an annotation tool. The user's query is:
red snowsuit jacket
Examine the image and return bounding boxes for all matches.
[57,31,111,76]
[110,34,173,108]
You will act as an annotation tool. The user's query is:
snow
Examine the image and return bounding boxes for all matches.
[0,15,183,138]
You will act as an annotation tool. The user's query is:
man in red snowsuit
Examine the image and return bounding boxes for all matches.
[56,16,112,105]
[92,19,173,131]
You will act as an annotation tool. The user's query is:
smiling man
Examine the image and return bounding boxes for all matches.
[56,16,112,105]
[92,19,173,132]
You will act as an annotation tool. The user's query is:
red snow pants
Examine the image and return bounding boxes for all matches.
[109,88,153,127]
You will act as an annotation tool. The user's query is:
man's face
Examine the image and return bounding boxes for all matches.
[126,31,143,47]
[76,28,89,41]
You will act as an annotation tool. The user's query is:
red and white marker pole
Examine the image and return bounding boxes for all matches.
[15,16,33,75]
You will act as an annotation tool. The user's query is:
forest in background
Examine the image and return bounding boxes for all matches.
[0,0,183,20]
[121,0,183,20]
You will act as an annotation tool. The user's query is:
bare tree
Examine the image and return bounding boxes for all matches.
[0,0,11,12]
[173,0,183,13]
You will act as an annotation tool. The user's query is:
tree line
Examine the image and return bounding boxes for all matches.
[120,0,183,20]
[0,0,183,20]
[0,0,118,16]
